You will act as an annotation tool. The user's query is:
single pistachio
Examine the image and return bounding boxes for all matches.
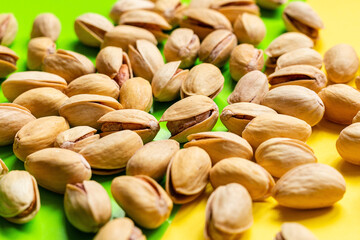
[0,45,18,78]
[155,0,186,27]
[1,71,67,102]
[199,29,237,68]
[272,163,346,209]
[31,13,61,41]
[205,183,253,240]
[119,77,153,112]
[163,28,200,68]
[336,122,360,165]
[189,0,214,8]
[0,171,40,224]
[126,139,180,181]
[276,48,323,70]
[255,138,317,178]
[75,13,114,47]
[0,13,18,46]
[256,0,287,9]
[27,37,56,71]
[184,131,253,165]
[13,116,70,161]
[110,0,155,23]
[181,63,224,99]
[0,159,9,175]
[64,180,111,233]
[160,95,219,143]
[234,13,266,45]
[353,111,360,123]
[275,223,318,240]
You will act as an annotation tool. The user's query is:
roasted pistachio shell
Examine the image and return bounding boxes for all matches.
[256,0,287,9]
[110,0,155,23]
[234,13,266,45]
[119,77,153,112]
[276,48,323,70]
[155,0,185,26]
[353,111,360,123]
[356,76,360,90]
[31,13,61,41]
[0,159,8,175]
[210,0,260,23]
[336,123,360,165]
[0,45,18,78]
[189,0,213,8]
[0,13,18,46]
[27,37,56,71]
[275,223,318,240]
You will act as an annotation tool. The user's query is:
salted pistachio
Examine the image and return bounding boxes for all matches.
[184,131,253,165]
[98,109,160,143]
[0,13,18,46]
[31,13,61,41]
[64,180,111,233]
[275,223,318,240]
[181,63,224,99]
[189,0,213,8]
[336,122,360,165]
[256,0,287,9]
[75,13,114,47]
[54,126,100,153]
[1,71,67,102]
[318,84,360,125]
[160,95,219,143]
[110,0,155,23]
[111,175,173,229]
[227,70,268,104]
[353,111,360,123]
[272,163,346,209]
[13,116,69,161]
[126,139,180,181]
[234,13,266,45]
[199,29,237,68]
[128,40,164,82]
[163,28,200,68]
[255,138,317,178]
[155,0,186,26]
[0,171,40,224]
[27,37,56,71]
[25,148,92,194]
[205,183,253,240]
[0,45,18,78]
[119,77,153,112]
[229,44,264,81]
[0,159,8,175]
[276,48,323,70]
[283,1,324,40]
[220,102,277,136]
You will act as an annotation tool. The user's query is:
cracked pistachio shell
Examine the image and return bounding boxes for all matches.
[13,116,70,161]
[31,13,61,41]
[199,30,237,68]
[184,131,253,165]
[242,113,312,149]
[272,163,346,209]
[256,0,287,9]
[111,175,173,229]
[25,148,92,194]
[336,123,360,165]
[164,28,200,68]
[160,95,219,143]
[27,37,56,71]
[0,103,35,146]
[165,147,211,204]
[0,14,18,46]
[119,77,153,112]
[64,180,111,233]
[98,109,160,143]
[181,63,224,99]
[275,223,318,240]
[154,0,185,26]
[276,48,323,70]
[0,159,8,175]
[110,0,155,22]
[229,44,264,81]
[126,139,180,181]
[2,71,67,102]
[234,13,266,45]
[0,45,18,78]
[65,73,120,99]
[0,171,40,224]
[255,138,317,178]
[353,111,360,123]
[205,183,253,240]
[59,94,122,130]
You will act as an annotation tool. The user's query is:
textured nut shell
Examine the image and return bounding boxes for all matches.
[110,0,155,22]
[154,0,185,26]
[27,37,56,71]
[276,222,318,240]
[0,159,9,175]
[119,77,153,112]
[353,111,360,123]
[276,48,323,70]
[0,14,18,46]
[336,123,360,165]
[31,13,61,41]
[256,0,287,10]
[0,45,18,78]
[234,13,266,45]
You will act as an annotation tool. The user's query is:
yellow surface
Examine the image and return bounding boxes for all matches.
[163,1,360,239]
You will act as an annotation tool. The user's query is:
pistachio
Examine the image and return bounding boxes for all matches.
[31,13,61,41]
[126,139,180,181]
[0,45,18,78]
[64,180,111,233]
[353,111,360,123]
[0,171,40,224]
[276,48,323,70]
[336,122,360,165]
[356,76,360,90]
[256,0,287,9]
[27,37,56,71]
[119,77,153,112]
[272,163,346,209]
[0,159,8,175]
[184,131,253,165]
[0,13,18,46]
[111,175,173,229]
[255,138,317,178]
[155,0,185,26]
[275,223,318,240]
[199,29,237,67]
[189,0,213,8]
[13,116,70,161]
[229,44,264,81]
[160,95,219,143]
[110,0,154,22]
[234,12,266,45]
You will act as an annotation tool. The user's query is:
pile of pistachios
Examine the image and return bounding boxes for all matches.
[1,0,360,239]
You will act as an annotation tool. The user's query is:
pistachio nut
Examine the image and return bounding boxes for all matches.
[275,223,318,240]
[255,138,317,178]
[0,170,40,224]
[109,0,155,23]
[119,77,153,112]
[229,43,264,81]
[181,63,224,99]
[25,148,92,194]
[283,1,324,40]
[336,122,360,165]
[0,159,9,175]
[205,183,253,240]
[1,71,67,102]
[272,163,346,209]
[356,76,360,90]
[64,180,111,233]
[242,113,312,149]
[30,13,61,41]
[154,0,185,26]
[163,28,200,68]
[98,109,160,143]
[211,0,260,24]
[111,175,173,229]
[276,48,323,70]
[256,0,287,9]
[353,111,360,123]
[126,139,180,181]
[27,37,56,71]
[0,13,18,46]
[13,116,70,161]
[0,45,18,78]
[59,94,122,130]
[234,12,266,45]
[189,0,213,8]
[160,95,219,143]
[199,29,237,68]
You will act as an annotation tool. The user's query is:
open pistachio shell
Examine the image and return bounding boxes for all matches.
[0,13,18,46]
[119,77,153,112]
[0,159,9,175]
[110,0,155,23]
[0,45,18,78]
[27,37,56,71]
[154,0,185,26]
[275,223,318,240]
[31,13,61,41]
[276,48,323,70]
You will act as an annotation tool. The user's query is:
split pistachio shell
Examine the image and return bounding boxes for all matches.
[256,0,287,9]
[111,175,173,229]
[13,116,70,161]
[27,37,56,71]
[126,139,180,181]
[154,0,185,26]
[353,111,360,123]
[31,13,61,41]
[0,159,9,175]
[0,45,18,78]
[272,163,346,209]
[110,0,155,23]
[336,123,360,165]
[0,171,40,224]
[256,138,317,178]
[234,13,266,45]
[276,48,323,70]
[0,13,18,46]
[119,77,153,112]
[275,223,318,240]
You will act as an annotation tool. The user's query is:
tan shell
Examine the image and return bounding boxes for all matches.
[119,77,153,112]
[27,37,56,71]
[234,13,266,45]
[0,159,9,175]
[275,223,318,240]
[109,0,155,22]
[276,48,323,70]
[31,13,61,41]
[353,111,360,123]
[154,0,185,26]
[189,0,214,8]
[256,0,287,9]
[0,13,18,46]
[336,122,360,165]
[0,45,18,78]
[356,76,360,90]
